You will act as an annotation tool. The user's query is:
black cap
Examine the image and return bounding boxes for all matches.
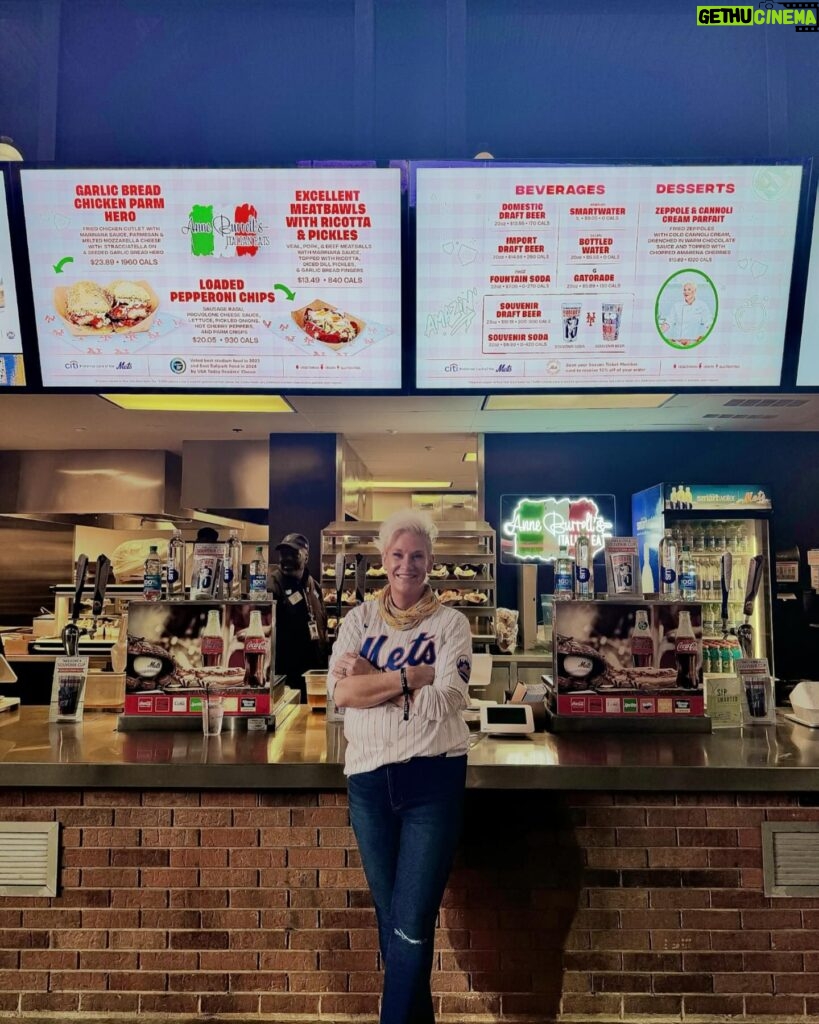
[275,533,309,553]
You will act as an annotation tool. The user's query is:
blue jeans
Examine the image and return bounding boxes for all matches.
[347,754,467,1024]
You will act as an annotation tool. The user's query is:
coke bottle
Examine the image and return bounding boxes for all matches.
[631,609,654,668]
[675,609,698,689]
[243,608,267,688]
[200,609,224,668]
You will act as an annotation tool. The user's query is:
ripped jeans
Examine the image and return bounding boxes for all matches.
[347,754,467,1024]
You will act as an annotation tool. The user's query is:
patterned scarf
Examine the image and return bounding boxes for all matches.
[378,583,439,631]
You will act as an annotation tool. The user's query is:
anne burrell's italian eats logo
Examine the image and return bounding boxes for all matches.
[183,203,271,257]
[503,496,614,563]
[697,4,818,29]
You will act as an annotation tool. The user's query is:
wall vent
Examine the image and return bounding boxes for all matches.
[0,822,59,896]
[762,822,819,896]
[723,398,808,408]
[702,413,778,421]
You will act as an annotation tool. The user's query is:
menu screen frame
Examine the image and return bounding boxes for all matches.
[0,164,26,387]
[20,165,405,394]
[411,159,808,394]
[794,169,819,389]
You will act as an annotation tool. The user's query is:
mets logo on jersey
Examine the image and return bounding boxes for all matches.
[456,656,471,684]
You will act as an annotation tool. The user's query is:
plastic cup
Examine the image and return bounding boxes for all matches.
[202,695,225,735]
[304,671,328,712]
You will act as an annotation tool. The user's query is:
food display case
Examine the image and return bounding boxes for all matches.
[320,521,496,647]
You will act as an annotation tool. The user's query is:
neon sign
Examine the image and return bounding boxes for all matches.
[501,495,614,563]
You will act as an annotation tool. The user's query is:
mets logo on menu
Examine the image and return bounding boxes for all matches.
[697,4,818,29]
[183,203,272,257]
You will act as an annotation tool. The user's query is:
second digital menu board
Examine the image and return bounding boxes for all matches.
[416,164,802,390]
[21,167,402,389]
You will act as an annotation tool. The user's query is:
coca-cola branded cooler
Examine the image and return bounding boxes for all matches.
[120,600,277,727]
[545,599,706,724]
[632,483,774,675]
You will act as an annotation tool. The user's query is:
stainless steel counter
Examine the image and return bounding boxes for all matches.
[2,706,819,790]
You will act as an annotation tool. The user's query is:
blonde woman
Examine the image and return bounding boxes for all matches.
[330,509,471,1024]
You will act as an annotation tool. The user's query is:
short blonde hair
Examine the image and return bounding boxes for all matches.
[377,508,438,556]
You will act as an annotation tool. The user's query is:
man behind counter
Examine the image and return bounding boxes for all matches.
[269,533,328,702]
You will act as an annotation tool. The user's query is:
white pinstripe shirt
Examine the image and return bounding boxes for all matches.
[328,601,472,776]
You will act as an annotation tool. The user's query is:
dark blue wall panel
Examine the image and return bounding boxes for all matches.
[55,0,357,165]
[1,0,817,166]
[268,433,336,580]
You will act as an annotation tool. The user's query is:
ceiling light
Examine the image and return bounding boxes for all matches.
[354,480,453,490]
[482,393,674,411]
[462,452,477,462]
[101,394,294,413]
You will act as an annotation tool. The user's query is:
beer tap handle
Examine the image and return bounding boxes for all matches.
[720,552,732,636]
[743,555,764,620]
[71,554,89,622]
[92,555,112,621]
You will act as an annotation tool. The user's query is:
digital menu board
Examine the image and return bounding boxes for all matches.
[796,194,819,386]
[415,164,802,390]
[0,172,25,386]
[21,167,401,389]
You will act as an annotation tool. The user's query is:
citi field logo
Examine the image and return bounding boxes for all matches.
[697,4,818,29]
[182,202,271,257]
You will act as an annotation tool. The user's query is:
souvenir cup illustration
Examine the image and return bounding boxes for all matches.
[602,302,622,341]
[58,675,84,716]
[562,303,581,342]
[745,680,767,719]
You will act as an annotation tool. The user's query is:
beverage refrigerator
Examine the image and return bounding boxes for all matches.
[632,484,774,677]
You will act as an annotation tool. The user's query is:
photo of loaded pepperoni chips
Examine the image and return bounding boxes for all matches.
[291,298,365,349]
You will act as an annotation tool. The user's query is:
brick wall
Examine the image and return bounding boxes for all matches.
[0,788,818,1021]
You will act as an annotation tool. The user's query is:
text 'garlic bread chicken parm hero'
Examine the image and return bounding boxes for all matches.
[291,299,365,349]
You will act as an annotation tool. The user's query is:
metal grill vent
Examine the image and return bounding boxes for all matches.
[702,413,778,420]
[0,822,59,896]
[723,398,808,408]
[762,822,819,896]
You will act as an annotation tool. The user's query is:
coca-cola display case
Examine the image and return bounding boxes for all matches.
[544,599,708,730]
[119,600,289,730]
[632,483,774,677]
[320,521,496,647]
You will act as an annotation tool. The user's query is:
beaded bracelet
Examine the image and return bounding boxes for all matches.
[400,667,410,721]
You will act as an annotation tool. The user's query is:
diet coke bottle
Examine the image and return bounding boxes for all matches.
[200,609,224,669]
[631,609,654,668]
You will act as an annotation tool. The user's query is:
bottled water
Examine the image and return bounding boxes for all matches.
[658,528,679,600]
